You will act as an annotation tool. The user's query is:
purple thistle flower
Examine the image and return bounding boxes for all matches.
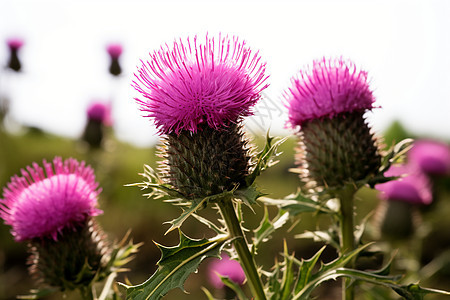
[106,43,123,59]
[285,57,375,128]
[87,101,112,125]
[408,139,450,176]
[208,254,246,289]
[7,38,24,50]
[0,157,102,242]
[133,34,268,134]
[376,164,432,205]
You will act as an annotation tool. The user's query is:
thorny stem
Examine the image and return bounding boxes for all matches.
[337,184,357,300]
[217,199,267,300]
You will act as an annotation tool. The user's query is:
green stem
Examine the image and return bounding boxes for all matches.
[337,185,357,300]
[217,199,267,300]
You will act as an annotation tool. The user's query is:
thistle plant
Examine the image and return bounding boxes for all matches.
[375,163,432,240]
[82,101,112,149]
[106,43,123,76]
[0,157,140,299]
[127,34,272,300]
[3,32,450,300]
[6,37,24,72]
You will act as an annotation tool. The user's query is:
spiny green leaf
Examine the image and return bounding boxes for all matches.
[120,232,229,300]
[165,190,234,234]
[264,260,282,300]
[128,165,185,200]
[246,133,287,186]
[289,244,372,299]
[280,242,295,300]
[252,207,289,253]
[191,213,225,235]
[293,246,326,294]
[293,267,399,300]
[260,190,336,217]
[234,184,266,207]
[105,230,142,272]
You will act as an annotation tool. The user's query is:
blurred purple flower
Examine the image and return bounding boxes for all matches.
[6,37,24,50]
[87,101,112,126]
[376,164,432,205]
[6,37,24,72]
[133,34,268,134]
[0,157,102,242]
[106,43,123,59]
[408,140,450,176]
[208,254,246,289]
[285,57,375,128]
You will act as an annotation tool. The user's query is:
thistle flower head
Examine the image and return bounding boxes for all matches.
[106,43,123,59]
[285,57,375,128]
[376,164,432,205]
[7,38,24,50]
[87,101,112,125]
[0,157,102,242]
[133,34,268,134]
[408,140,450,176]
[208,254,246,289]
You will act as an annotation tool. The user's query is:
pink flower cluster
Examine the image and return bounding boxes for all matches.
[285,57,375,128]
[133,35,268,134]
[0,157,102,242]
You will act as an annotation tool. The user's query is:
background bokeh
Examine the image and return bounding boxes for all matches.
[1,0,449,299]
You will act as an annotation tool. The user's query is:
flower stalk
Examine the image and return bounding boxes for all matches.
[217,199,266,300]
[337,185,357,300]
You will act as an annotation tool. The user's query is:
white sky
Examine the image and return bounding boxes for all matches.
[0,0,449,147]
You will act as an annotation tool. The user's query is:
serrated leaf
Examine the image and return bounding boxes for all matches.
[291,244,371,299]
[235,184,266,207]
[266,262,282,300]
[246,133,287,186]
[191,213,225,235]
[260,190,335,216]
[165,190,234,234]
[121,232,229,300]
[279,242,295,300]
[104,230,142,273]
[128,165,185,200]
[293,246,326,294]
[252,207,289,253]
